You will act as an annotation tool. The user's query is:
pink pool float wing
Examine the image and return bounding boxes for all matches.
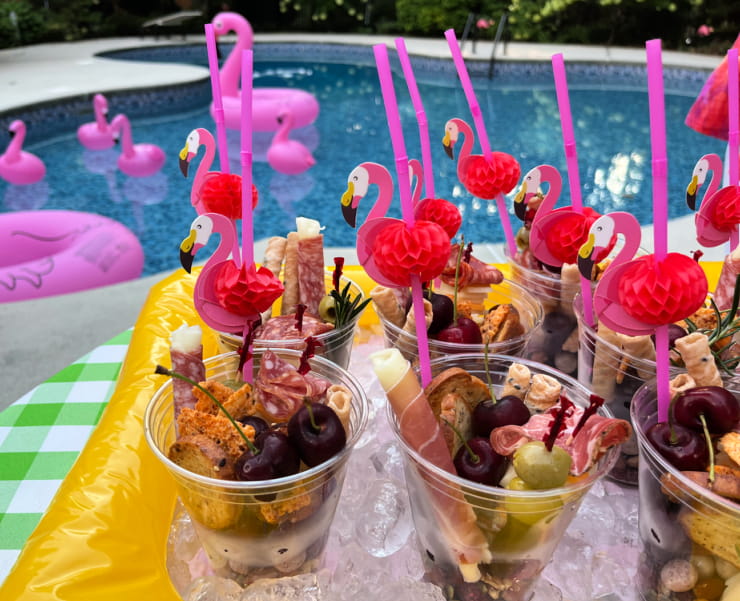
[77,94,115,151]
[0,210,144,302]
[210,11,319,132]
[0,120,46,186]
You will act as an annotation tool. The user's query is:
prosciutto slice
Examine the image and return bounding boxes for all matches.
[440,245,504,289]
[170,325,206,421]
[490,407,631,476]
[297,232,326,315]
[255,350,330,420]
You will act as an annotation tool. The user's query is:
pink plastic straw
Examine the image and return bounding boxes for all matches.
[204,24,230,174]
[374,43,432,387]
[240,50,254,268]
[444,28,517,258]
[552,53,595,328]
[646,39,670,423]
[395,38,435,198]
[729,48,739,250]
[240,50,255,382]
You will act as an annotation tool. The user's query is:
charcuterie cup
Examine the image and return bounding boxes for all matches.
[217,271,366,369]
[631,382,740,601]
[144,349,369,583]
[376,278,543,363]
[388,353,621,600]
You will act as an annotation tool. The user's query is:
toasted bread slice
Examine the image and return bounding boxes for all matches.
[719,432,740,466]
[193,381,234,415]
[439,392,473,456]
[425,367,492,417]
[177,407,254,461]
[482,304,524,344]
[663,468,740,501]
[168,434,241,530]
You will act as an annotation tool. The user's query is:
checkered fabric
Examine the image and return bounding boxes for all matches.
[0,329,131,584]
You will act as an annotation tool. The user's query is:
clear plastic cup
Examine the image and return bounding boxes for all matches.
[389,353,621,600]
[631,382,740,601]
[144,349,369,584]
[376,278,543,365]
[217,272,365,369]
[505,249,582,377]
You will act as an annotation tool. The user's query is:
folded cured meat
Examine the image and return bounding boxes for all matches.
[296,217,326,316]
[170,324,206,420]
[255,314,333,340]
[490,405,631,476]
[370,348,492,579]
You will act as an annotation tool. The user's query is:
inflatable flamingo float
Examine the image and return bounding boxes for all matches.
[266,110,316,175]
[513,164,602,267]
[686,153,740,247]
[210,11,319,131]
[0,120,46,185]
[109,114,165,178]
[577,212,707,336]
[77,94,115,150]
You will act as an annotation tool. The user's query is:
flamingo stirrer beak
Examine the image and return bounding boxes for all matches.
[686,175,699,211]
[179,230,197,273]
[341,182,358,228]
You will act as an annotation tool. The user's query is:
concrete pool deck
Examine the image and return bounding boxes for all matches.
[0,33,728,408]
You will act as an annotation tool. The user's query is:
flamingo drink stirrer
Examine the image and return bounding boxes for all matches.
[394,38,435,198]
[374,44,436,387]
[205,24,230,174]
[552,53,596,328]
[444,29,518,258]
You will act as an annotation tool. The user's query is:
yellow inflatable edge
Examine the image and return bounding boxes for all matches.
[0,262,724,599]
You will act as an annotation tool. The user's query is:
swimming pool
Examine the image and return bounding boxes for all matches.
[0,43,725,276]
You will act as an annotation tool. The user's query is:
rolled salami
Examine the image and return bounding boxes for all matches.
[170,324,206,421]
[370,348,492,579]
[713,245,740,311]
[296,217,326,316]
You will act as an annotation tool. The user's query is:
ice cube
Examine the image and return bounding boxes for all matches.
[354,479,412,557]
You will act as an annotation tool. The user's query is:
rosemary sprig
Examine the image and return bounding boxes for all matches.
[330,281,372,328]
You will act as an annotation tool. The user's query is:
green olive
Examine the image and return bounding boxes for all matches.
[318,295,337,324]
[512,441,571,490]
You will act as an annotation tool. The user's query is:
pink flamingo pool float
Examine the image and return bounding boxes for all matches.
[109,114,165,178]
[0,120,46,185]
[686,153,740,247]
[266,110,316,175]
[514,164,601,267]
[77,94,115,150]
[577,212,707,336]
[210,11,319,131]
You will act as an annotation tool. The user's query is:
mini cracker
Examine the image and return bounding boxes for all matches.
[502,363,530,399]
[525,374,561,411]
[370,286,406,327]
[176,407,255,461]
[402,298,432,333]
[669,374,696,400]
[326,384,352,436]
[674,332,722,387]
[718,431,740,466]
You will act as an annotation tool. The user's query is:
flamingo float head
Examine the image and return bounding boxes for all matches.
[341,164,371,228]
[686,155,713,210]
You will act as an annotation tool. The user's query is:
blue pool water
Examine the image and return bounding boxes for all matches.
[0,44,725,275]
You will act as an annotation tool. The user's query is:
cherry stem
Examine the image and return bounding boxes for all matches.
[698,413,715,483]
[304,399,320,432]
[483,343,495,403]
[452,237,464,322]
[155,365,258,454]
[441,417,479,463]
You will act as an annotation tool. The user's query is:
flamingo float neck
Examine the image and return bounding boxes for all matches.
[93,94,108,130]
[110,114,136,158]
[272,112,294,144]
[213,12,254,98]
[4,121,27,164]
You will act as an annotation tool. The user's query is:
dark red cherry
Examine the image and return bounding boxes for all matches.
[287,403,346,467]
[672,386,740,434]
[650,323,688,349]
[237,415,270,438]
[472,396,531,438]
[435,316,483,345]
[425,291,455,335]
[453,437,509,485]
[645,422,709,471]
[234,430,299,481]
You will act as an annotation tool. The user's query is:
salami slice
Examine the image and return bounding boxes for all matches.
[297,234,326,315]
[255,350,330,420]
[170,325,206,421]
[713,245,740,310]
[256,314,333,341]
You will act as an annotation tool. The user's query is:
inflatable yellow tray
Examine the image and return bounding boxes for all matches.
[0,263,723,599]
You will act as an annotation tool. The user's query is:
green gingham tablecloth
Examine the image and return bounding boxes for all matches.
[0,329,132,584]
